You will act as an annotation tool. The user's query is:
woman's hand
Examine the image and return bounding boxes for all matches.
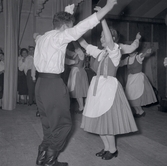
[33,33,39,40]
[136,32,141,40]
[146,48,152,54]
[106,0,117,8]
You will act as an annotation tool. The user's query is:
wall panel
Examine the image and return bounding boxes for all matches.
[153,24,166,98]
[92,19,167,98]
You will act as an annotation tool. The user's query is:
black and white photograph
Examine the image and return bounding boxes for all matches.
[0,0,167,166]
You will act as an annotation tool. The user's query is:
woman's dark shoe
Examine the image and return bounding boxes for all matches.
[28,103,33,106]
[96,149,107,157]
[101,150,118,160]
[134,112,146,118]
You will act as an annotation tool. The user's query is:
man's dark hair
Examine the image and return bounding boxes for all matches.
[53,11,75,29]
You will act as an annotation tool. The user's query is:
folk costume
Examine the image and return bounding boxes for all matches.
[81,43,138,135]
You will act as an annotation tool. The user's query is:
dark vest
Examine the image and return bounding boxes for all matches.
[127,56,142,74]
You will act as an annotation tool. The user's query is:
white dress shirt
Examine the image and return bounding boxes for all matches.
[34,13,99,74]
[18,55,34,75]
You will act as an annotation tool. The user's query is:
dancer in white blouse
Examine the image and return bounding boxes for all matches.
[79,15,137,160]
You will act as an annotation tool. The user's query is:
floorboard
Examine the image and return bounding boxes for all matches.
[0,103,166,166]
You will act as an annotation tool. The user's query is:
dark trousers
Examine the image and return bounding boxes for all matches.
[35,73,72,151]
[26,70,35,104]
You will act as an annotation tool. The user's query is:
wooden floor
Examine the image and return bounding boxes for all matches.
[0,102,167,166]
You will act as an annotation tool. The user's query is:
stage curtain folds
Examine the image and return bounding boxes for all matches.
[3,0,23,110]
[36,0,84,15]
[53,0,84,13]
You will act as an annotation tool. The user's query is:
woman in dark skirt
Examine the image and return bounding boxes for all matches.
[18,48,28,104]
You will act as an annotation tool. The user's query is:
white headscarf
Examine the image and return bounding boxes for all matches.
[65,4,75,15]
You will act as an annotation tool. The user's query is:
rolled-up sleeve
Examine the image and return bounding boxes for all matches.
[136,53,144,64]
[59,13,100,44]
[107,43,122,66]
[86,44,102,58]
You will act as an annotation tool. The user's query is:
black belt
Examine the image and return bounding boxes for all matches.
[38,73,60,78]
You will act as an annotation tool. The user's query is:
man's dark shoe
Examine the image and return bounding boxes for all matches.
[44,148,68,166]
[36,146,47,165]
